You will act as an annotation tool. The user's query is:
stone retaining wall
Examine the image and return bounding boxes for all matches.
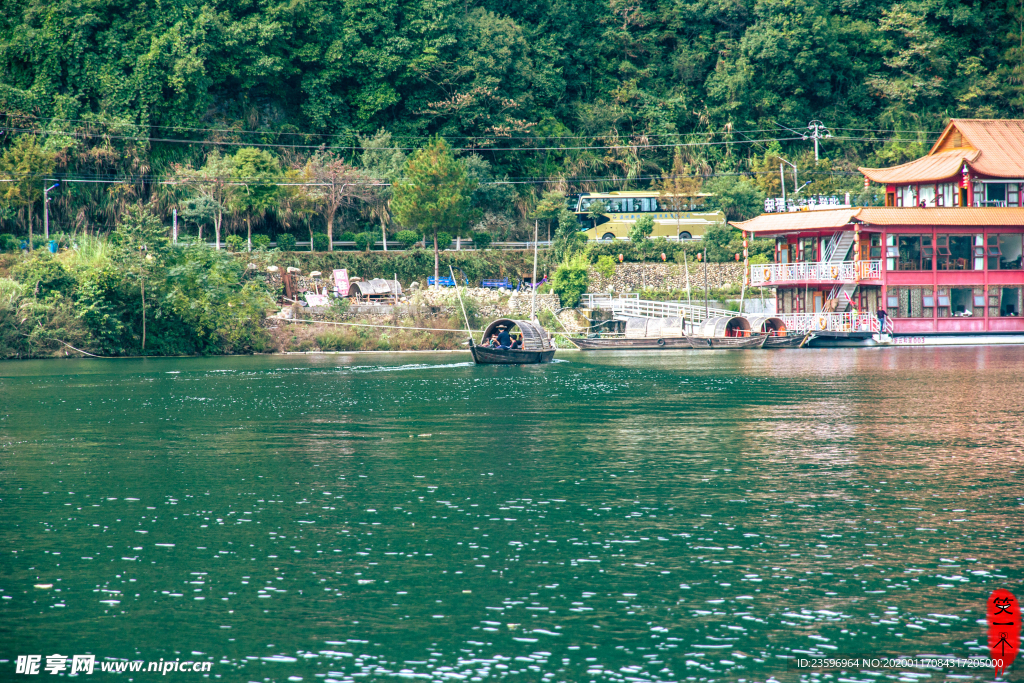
[588,262,746,293]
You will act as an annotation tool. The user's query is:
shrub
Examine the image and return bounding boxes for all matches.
[435,231,452,249]
[11,253,76,298]
[551,252,590,308]
[252,234,271,250]
[0,234,19,252]
[276,233,296,251]
[594,254,616,279]
[749,253,770,265]
[471,231,492,250]
[225,234,245,252]
[395,230,420,248]
[312,233,329,251]
[339,231,357,243]
[354,231,376,251]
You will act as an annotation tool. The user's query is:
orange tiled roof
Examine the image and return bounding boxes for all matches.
[859,149,978,184]
[732,207,1024,233]
[945,119,1024,177]
[859,119,1024,183]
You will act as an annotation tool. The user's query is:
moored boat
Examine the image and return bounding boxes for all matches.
[470,319,555,364]
[685,334,768,349]
[570,336,692,350]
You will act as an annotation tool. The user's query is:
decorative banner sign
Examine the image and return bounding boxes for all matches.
[763,195,850,213]
[333,269,350,297]
[988,588,1020,677]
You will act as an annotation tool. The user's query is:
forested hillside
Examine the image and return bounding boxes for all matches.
[1,0,1023,237]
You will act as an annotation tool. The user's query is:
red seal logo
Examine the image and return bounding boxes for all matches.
[988,589,1020,677]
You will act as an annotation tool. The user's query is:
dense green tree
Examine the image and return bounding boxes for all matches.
[230,148,282,252]
[0,136,56,249]
[391,139,476,285]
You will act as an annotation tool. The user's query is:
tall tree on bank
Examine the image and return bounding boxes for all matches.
[306,152,373,251]
[530,190,566,242]
[659,147,704,240]
[391,139,476,287]
[360,130,406,251]
[230,148,281,252]
[0,136,56,249]
[172,150,234,250]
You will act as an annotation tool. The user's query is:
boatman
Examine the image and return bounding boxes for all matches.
[876,306,888,336]
[497,327,512,349]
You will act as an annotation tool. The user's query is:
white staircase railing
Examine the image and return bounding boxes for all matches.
[581,294,740,329]
[750,260,881,286]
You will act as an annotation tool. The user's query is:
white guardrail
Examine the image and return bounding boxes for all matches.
[581,294,740,326]
[779,312,879,333]
[583,294,890,334]
[750,260,882,286]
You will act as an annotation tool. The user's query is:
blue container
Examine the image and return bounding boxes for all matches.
[48,240,58,253]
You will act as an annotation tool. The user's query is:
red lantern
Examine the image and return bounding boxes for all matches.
[735,253,741,261]
[618,253,624,263]
[696,252,703,262]
[660,253,666,261]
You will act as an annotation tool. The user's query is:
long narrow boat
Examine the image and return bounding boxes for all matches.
[470,319,555,365]
[685,333,768,349]
[570,336,692,350]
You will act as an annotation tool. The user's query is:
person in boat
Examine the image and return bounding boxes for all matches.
[487,333,500,348]
[511,333,523,350]
[497,326,512,349]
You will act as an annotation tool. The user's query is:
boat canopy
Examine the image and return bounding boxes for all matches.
[698,316,751,337]
[351,278,401,297]
[623,316,681,338]
[746,316,787,334]
[479,319,551,350]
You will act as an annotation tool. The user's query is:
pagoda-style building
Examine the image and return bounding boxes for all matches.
[860,119,1024,208]
[731,119,1024,345]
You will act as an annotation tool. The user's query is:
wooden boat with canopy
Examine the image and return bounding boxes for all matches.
[470,319,556,364]
[571,316,692,350]
[747,315,809,348]
[686,316,768,349]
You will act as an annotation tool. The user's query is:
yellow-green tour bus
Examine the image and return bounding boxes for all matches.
[572,191,725,241]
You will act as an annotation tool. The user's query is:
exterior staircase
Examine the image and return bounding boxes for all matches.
[823,231,858,312]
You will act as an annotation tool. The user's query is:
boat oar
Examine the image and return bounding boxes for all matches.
[450,265,475,348]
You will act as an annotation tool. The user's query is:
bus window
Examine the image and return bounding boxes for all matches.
[579,198,592,212]
[640,197,653,212]
[607,199,622,212]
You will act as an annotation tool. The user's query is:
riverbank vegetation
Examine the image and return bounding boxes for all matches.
[4,0,1020,247]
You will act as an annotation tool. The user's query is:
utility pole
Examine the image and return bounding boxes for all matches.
[778,157,798,205]
[779,162,786,203]
[43,181,59,242]
[805,120,831,162]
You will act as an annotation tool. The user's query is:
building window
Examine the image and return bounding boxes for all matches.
[798,237,817,262]
[888,286,932,318]
[937,287,951,317]
[950,288,982,316]
[897,185,916,207]
[938,183,956,207]
[987,234,1023,270]
[985,183,1007,207]
[990,287,1022,317]
[886,234,898,270]
[937,234,982,270]
[1010,184,1021,208]
[896,235,933,270]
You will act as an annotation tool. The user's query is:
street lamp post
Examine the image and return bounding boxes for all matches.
[43,181,59,242]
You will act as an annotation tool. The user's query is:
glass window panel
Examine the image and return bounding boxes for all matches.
[1001,287,1021,316]
[998,234,1023,269]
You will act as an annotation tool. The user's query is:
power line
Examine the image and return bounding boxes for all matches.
[3,125,814,151]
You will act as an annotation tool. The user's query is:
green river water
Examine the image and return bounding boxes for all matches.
[0,348,1021,682]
